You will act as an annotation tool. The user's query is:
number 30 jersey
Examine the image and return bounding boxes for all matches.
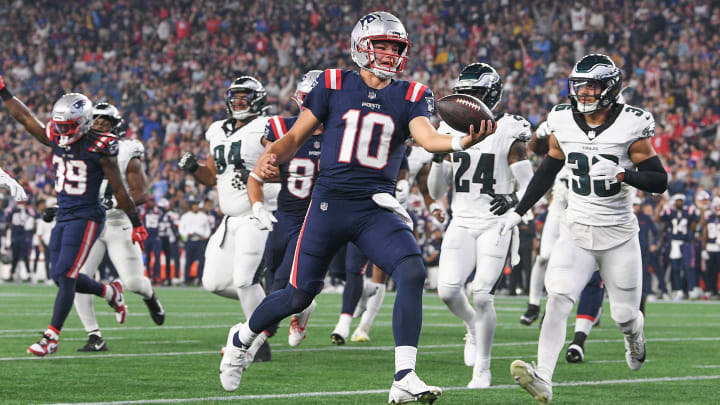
[548,103,656,227]
[52,132,119,223]
[265,115,321,217]
[437,114,531,222]
[206,117,279,217]
[302,69,434,198]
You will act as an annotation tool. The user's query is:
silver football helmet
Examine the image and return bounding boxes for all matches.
[226,76,267,121]
[568,54,622,114]
[92,102,124,135]
[350,12,411,79]
[292,70,323,108]
[48,93,94,147]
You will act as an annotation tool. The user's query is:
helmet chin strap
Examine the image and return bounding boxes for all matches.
[576,100,600,114]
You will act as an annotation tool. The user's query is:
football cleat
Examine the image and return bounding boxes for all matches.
[288,300,316,347]
[350,324,371,343]
[463,332,476,367]
[219,323,250,392]
[331,321,349,346]
[143,293,165,325]
[252,340,271,363]
[510,360,553,403]
[27,333,59,357]
[467,368,491,389]
[520,304,540,326]
[78,334,108,352]
[565,343,584,363]
[108,280,127,323]
[388,371,442,404]
[624,315,646,371]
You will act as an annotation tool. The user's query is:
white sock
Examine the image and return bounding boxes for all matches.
[237,284,266,320]
[45,328,59,340]
[528,258,547,306]
[247,331,268,358]
[536,295,574,382]
[574,317,594,336]
[102,284,114,301]
[395,345,417,373]
[359,283,386,330]
[335,313,352,334]
[473,293,495,372]
[237,322,259,347]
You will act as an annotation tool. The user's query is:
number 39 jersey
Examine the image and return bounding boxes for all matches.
[548,103,656,227]
[265,115,321,217]
[303,69,434,198]
[437,114,531,221]
[52,132,119,223]
[206,117,279,217]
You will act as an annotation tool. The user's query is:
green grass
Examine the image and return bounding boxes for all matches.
[1,284,719,404]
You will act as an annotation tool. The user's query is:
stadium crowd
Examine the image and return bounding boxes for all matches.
[0,0,719,297]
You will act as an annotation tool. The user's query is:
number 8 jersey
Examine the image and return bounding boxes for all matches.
[205,117,280,217]
[548,103,656,227]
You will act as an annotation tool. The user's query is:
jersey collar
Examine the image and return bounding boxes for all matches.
[571,103,623,140]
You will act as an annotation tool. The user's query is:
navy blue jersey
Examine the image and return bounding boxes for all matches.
[52,132,118,223]
[303,69,434,198]
[265,115,321,216]
[660,205,699,242]
[705,213,720,247]
[143,206,163,239]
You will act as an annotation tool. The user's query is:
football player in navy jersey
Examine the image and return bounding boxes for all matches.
[0,76,148,356]
[702,197,720,299]
[220,12,495,403]
[658,193,701,300]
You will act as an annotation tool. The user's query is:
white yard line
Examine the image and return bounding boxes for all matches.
[40,375,720,405]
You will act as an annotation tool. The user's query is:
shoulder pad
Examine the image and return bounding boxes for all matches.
[499,114,532,142]
[87,132,119,156]
[267,116,289,140]
[124,139,145,158]
[552,104,573,112]
[323,69,344,90]
[405,81,430,102]
[205,120,224,141]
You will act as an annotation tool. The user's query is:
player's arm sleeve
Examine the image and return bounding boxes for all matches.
[302,71,332,123]
[623,156,667,194]
[427,160,452,200]
[514,155,564,216]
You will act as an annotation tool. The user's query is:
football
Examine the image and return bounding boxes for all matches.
[436,94,495,134]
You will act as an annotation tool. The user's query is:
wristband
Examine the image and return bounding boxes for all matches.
[451,136,464,152]
[0,87,13,101]
[129,213,142,228]
[249,172,265,184]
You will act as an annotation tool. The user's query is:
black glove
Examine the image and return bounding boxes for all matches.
[231,169,250,191]
[488,192,518,216]
[178,152,199,173]
[101,197,115,210]
[42,206,58,223]
[432,153,447,163]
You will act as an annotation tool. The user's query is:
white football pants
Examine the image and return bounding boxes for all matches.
[202,215,268,319]
[75,216,153,333]
[528,204,564,306]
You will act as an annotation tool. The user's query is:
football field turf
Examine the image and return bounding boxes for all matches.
[1,284,718,404]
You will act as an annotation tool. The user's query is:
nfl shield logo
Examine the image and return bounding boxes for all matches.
[320,202,328,211]
[368,91,376,100]
[314,141,321,149]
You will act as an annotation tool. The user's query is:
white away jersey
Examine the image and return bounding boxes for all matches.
[206,117,279,217]
[438,114,531,221]
[548,103,655,227]
[104,139,145,221]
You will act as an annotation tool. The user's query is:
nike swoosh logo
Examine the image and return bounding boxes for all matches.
[645,115,651,120]
[122,227,130,231]
[93,343,104,350]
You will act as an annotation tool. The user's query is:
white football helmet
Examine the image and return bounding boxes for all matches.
[47,93,94,147]
[350,12,411,80]
[568,54,622,114]
[92,102,124,135]
[292,70,323,109]
[225,76,267,120]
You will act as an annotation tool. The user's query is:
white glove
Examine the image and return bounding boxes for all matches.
[499,211,522,235]
[0,169,27,201]
[372,193,413,230]
[251,202,277,231]
[535,121,551,139]
[395,179,409,206]
[588,155,624,183]
[702,250,710,261]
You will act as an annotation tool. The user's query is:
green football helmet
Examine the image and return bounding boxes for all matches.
[568,54,622,114]
[452,63,503,110]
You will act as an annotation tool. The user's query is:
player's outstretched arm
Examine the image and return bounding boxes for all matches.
[125,158,148,205]
[100,155,148,248]
[0,76,51,147]
[258,108,320,179]
[178,152,217,186]
[409,116,496,153]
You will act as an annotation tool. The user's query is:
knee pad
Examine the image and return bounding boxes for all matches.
[392,255,426,288]
[472,292,494,311]
[124,276,148,294]
[437,284,462,304]
[611,303,637,326]
[545,294,575,318]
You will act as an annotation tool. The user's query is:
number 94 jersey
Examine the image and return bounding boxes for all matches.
[437,114,531,222]
[206,117,279,217]
[265,116,321,217]
[548,103,656,227]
